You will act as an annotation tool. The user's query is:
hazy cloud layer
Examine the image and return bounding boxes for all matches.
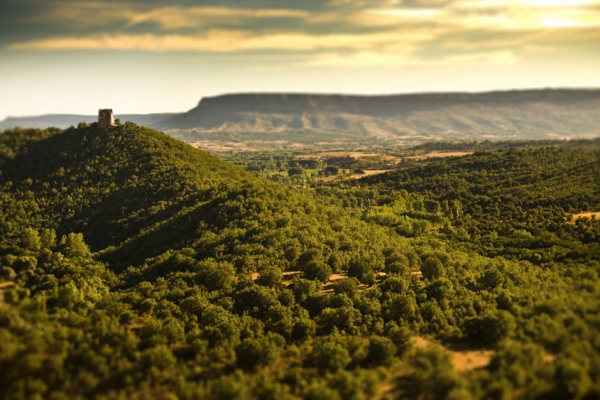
[2,0,599,68]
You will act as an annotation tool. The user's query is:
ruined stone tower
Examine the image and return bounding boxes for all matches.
[98,109,115,127]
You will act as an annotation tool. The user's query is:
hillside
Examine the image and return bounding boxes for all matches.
[155,89,600,141]
[0,124,600,399]
[0,112,179,130]
[343,146,600,261]
[0,123,388,272]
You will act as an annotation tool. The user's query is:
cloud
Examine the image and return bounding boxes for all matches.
[4,0,600,72]
[22,2,311,30]
[125,7,309,30]
[444,49,517,65]
[7,29,434,52]
[302,51,416,67]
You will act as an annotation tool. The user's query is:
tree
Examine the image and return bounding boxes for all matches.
[333,278,359,297]
[303,260,332,283]
[324,166,340,176]
[421,256,445,280]
[291,318,316,341]
[235,337,279,371]
[348,258,376,285]
[464,311,516,346]
[288,167,304,176]
[314,340,351,372]
[22,228,41,252]
[256,267,283,288]
[385,293,417,322]
[367,336,396,366]
[60,233,90,258]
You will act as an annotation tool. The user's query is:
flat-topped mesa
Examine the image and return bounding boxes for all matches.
[151,89,600,134]
[98,109,114,127]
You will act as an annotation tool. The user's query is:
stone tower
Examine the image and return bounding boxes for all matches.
[98,109,115,127]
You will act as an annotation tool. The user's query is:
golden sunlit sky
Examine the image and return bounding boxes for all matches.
[1,0,599,119]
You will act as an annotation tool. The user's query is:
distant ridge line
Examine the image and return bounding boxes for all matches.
[2,89,600,141]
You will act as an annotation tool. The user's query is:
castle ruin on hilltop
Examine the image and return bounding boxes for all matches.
[98,109,115,127]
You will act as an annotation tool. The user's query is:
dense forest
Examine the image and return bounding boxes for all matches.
[0,123,599,399]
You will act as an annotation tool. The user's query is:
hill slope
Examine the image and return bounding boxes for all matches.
[354,146,600,261]
[0,123,399,273]
[1,124,600,399]
[155,89,600,140]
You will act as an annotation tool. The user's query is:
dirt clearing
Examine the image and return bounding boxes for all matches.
[405,151,473,160]
[351,170,392,179]
[569,211,600,223]
[413,336,493,372]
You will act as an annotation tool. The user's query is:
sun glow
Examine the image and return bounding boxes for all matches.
[520,0,597,6]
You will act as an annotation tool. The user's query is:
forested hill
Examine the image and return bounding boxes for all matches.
[0,123,391,274]
[0,123,248,267]
[1,124,600,399]
[153,89,600,140]
[352,146,600,262]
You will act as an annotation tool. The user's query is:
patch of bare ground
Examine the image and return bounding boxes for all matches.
[405,151,473,160]
[450,348,494,372]
[321,273,348,293]
[329,273,348,281]
[568,211,600,224]
[351,170,392,179]
[252,270,302,286]
[282,271,301,286]
[298,151,398,160]
[414,336,493,372]
[316,176,340,182]
[0,281,15,308]
[413,335,435,349]
[187,141,257,152]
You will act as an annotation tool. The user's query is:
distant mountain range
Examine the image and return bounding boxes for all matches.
[0,113,178,130]
[3,89,600,141]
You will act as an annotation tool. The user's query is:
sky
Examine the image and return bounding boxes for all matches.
[1,0,599,119]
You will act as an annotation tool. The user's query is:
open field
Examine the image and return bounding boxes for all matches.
[570,211,600,222]
[351,170,391,179]
[297,151,398,161]
[404,151,473,160]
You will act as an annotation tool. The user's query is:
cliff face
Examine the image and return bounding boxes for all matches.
[152,90,600,139]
